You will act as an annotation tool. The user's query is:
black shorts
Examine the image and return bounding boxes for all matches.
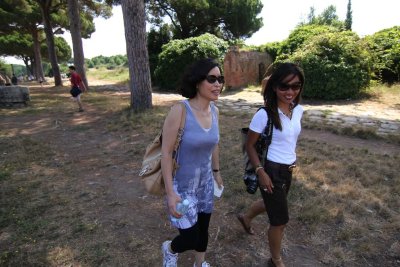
[260,160,293,226]
[70,86,82,97]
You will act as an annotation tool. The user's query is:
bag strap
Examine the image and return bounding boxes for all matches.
[261,107,273,147]
[172,102,186,157]
[258,107,273,166]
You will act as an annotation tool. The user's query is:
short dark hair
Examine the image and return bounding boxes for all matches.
[180,58,222,99]
[69,66,76,71]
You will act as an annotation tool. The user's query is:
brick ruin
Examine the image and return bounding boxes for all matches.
[223,47,272,90]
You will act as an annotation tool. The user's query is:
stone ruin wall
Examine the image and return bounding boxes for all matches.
[223,47,273,90]
[0,86,30,107]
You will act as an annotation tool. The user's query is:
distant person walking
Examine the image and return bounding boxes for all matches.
[68,66,86,112]
[11,74,18,85]
[0,74,6,86]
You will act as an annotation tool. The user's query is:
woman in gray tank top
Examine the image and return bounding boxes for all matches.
[161,58,224,267]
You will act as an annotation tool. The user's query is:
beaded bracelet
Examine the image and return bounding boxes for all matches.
[255,166,264,174]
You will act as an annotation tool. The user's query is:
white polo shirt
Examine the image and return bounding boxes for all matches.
[249,105,303,165]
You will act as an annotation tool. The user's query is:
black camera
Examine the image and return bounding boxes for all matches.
[243,171,258,194]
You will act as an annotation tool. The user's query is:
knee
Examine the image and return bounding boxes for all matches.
[270,224,286,233]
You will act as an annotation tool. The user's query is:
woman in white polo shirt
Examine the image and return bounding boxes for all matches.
[245,62,304,267]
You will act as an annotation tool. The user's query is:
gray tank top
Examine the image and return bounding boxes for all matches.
[170,99,219,229]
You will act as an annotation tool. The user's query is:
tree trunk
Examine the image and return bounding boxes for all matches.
[22,57,33,77]
[68,0,88,89]
[38,0,62,86]
[31,28,45,82]
[121,1,152,111]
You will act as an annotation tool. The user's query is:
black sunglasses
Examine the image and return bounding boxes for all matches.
[277,82,302,91]
[205,75,225,84]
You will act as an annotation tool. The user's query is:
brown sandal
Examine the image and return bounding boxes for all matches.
[267,258,276,267]
[236,214,255,235]
[268,257,282,267]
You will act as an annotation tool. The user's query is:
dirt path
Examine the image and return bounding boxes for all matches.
[2,87,399,266]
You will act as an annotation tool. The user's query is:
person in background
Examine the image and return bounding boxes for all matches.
[11,74,18,85]
[243,62,305,267]
[4,75,12,86]
[68,66,87,112]
[161,58,224,267]
[0,74,6,86]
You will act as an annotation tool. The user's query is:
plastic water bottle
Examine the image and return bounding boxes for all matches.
[171,199,190,222]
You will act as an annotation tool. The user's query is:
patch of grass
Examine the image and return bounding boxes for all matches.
[0,170,11,181]
[292,139,399,264]
[321,109,333,118]
[341,126,379,139]
[72,220,99,235]
[106,106,168,137]
[222,84,262,98]
[366,83,400,103]
[336,226,363,242]
[87,66,129,82]
[386,133,400,145]
[84,90,131,110]
[303,120,398,144]
[72,125,91,132]
[297,202,331,225]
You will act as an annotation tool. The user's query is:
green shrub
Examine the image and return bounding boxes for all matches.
[154,33,229,91]
[147,25,172,83]
[284,31,371,100]
[364,26,400,84]
[258,41,282,62]
[279,24,340,55]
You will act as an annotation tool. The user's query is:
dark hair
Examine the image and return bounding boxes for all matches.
[69,66,76,71]
[180,58,222,99]
[263,62,305,131]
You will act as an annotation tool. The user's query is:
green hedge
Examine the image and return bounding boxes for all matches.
[154,33,229,91]
[284,31,371,100]
[364,26,400,84]
[280,24,339,55]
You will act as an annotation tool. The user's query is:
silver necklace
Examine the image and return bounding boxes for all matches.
[282,103,294,119]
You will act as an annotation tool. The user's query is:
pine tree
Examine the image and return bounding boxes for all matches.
[121,0,152,111]
[345,0,352,30]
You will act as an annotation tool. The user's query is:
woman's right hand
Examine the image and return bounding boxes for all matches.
[167,193,182,218]
[258,169,274,193]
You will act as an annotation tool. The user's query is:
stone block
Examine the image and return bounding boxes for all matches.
[0,86,30,107]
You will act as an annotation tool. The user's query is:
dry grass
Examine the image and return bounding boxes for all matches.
[292,139,399,265]
[0,79,399,266]
[86,66,129,83]
[215,106,399,266]
[366,83,400,109]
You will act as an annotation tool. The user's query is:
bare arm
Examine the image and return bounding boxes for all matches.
[212,144,223,188]
[80,80,87,92]
[212,107,223,188]
[161,103,183,217]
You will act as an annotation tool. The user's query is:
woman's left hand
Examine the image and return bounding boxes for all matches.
[214,172,223,189]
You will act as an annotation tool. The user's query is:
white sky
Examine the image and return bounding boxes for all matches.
[4,0,400,64]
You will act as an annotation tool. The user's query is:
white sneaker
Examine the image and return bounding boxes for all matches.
[193,261,211,267]
[162,240,178,267]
